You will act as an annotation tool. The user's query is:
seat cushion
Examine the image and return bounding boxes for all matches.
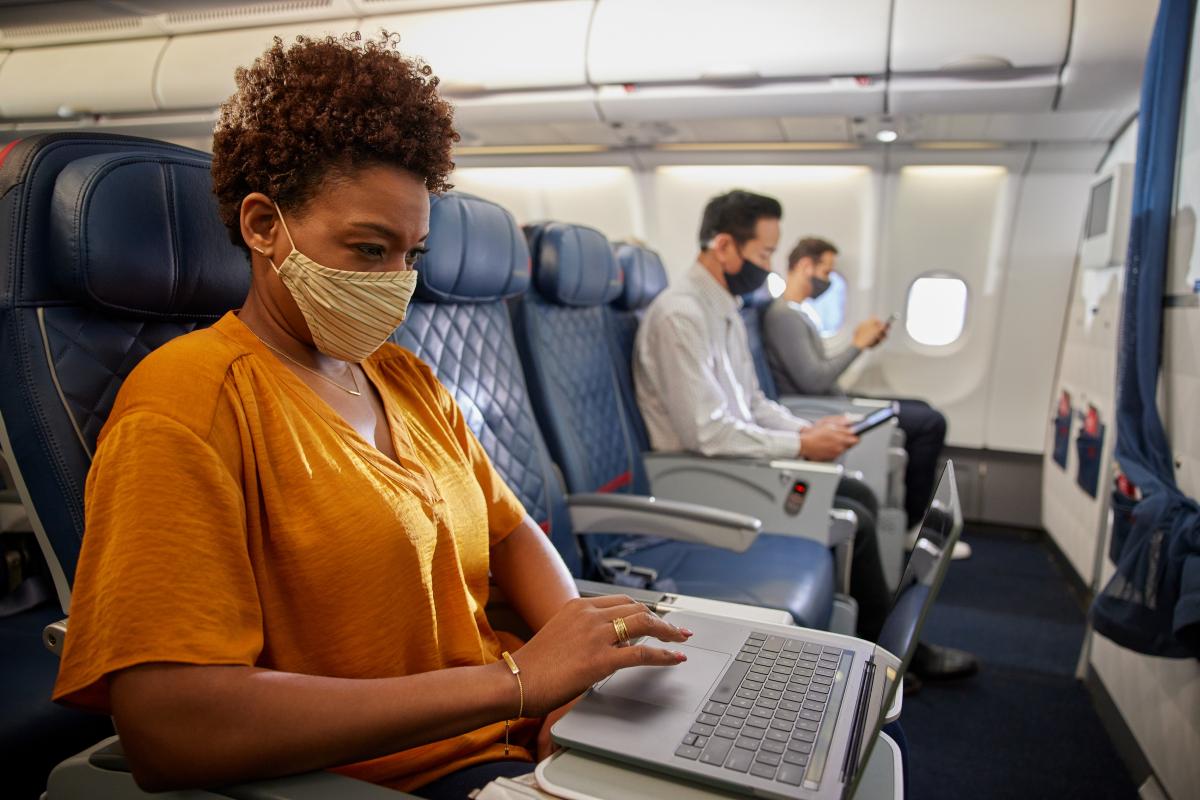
[626,534,835,629]
[0,604,114,799]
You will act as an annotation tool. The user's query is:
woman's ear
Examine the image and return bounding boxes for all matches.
[240,193,280,261]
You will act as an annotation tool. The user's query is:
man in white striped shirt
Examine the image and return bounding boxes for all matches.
[634,190,978,685]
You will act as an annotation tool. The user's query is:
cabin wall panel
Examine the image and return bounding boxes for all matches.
[852,166,1012,449]
[985,173,1092,454]
[1083,107,1200,800]
[449,167,641,243]
[646,166,876,293]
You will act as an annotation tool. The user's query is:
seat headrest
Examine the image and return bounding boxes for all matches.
[740,284,777,310]
[613,243,668,311]
[49,151,250,320]
[417,192,530,304]
[525,222,622,307]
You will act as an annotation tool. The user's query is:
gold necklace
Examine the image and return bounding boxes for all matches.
[256,336,363,396]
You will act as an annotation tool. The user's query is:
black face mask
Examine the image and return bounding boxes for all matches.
[725,256,771,296]
[810,275,831,299]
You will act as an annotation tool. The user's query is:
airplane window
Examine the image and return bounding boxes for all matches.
[905,275,968,346]
[766,272,786,298]
[805,271,847,338]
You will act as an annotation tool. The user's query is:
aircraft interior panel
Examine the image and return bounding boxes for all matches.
[983,173,1094,454]
[451,166,643,244]
[1080,53,1200,800]
[154,19,363,110]
[870,166,1011,449]
[0,37,168,118]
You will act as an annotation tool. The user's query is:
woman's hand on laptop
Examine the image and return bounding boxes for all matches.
[509,595,692,717]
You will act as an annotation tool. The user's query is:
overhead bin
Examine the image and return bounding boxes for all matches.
[156,20,362,111]
[451,89,601,126]
[889,74,1058,114]
[890,0,1072,72]
[366,0,591,92]
[0,38,166,118]
[597,80,884,123]
[587,0,890,85]
[1058,0,1157,111]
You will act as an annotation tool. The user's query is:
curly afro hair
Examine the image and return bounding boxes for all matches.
[212,32,458,251]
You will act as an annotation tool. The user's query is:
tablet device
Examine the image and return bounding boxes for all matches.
[851,405,897,436]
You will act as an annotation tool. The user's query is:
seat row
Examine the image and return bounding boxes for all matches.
[0,133,889,798]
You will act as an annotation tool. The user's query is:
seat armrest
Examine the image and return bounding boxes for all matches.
[49,736,422,799]
[566,493,761,553]
[44,617,67,657]
[643,453,842,546]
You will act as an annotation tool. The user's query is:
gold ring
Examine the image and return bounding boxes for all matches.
[612,616,629,644]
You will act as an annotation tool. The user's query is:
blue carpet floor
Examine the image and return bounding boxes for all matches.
[901,525,1138,800]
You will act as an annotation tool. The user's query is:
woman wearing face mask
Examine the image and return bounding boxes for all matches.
[52,33,689,798]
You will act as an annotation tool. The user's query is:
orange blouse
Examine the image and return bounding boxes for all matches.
[53,311,537,791]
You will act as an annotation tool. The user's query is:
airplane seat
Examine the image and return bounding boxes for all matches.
[512,220,838,628]
[739,285,783,400]
[609,242,669,453]
[0,133,239,799]
[388,191,585,578]
[394,195,835,630]
[0,132,421,799]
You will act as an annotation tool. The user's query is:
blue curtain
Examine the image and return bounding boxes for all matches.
[1092,0,1200,658]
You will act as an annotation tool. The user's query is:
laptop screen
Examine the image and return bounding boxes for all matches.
[847,461,962,797]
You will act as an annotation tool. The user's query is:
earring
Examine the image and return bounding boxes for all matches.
[252,246,265,255]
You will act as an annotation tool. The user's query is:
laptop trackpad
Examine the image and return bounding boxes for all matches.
[594,644,729,713]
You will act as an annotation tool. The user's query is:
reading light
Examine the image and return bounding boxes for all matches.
[875,129,899,144]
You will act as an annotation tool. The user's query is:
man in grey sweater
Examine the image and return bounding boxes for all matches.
[764,237,957,558]
[763,238,888,396]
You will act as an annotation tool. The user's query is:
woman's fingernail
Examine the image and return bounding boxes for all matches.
[679,627,694,637]
[675,651,688,662]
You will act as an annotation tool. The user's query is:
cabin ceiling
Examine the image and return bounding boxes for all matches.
[0,0,1156,168]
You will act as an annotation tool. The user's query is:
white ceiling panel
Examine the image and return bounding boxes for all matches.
[1027,143,1108,173]
[598,81,884,123]
[779,117,856,141]
[902,110,1131,143]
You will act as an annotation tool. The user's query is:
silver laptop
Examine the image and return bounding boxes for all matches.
[552,462,963,799]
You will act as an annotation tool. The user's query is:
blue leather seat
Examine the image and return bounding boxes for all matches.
[511,221,835,628]
[0,133,250,797]
[739,284,784,401]
[390,192,586,579]
[608,242,668,453]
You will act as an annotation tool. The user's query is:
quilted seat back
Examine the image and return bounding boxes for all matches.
[608,243,669,453]
[512,222,647,498]
[739,284,781,401]
[390,193,584,577]
[0,133,249,608]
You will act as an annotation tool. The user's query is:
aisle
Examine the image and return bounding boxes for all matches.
[901,525,1138,800]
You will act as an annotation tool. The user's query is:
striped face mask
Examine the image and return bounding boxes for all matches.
[268,204,419,363]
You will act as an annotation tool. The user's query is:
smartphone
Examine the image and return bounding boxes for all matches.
[850,406,898,436]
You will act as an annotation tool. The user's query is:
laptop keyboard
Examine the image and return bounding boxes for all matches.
[674,631,851,788]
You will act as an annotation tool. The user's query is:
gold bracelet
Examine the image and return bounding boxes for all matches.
[501,651,524,755]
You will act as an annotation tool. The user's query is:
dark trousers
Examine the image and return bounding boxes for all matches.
[835,477,891,642]
[893,398,948,528]
[416,759,534,798]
